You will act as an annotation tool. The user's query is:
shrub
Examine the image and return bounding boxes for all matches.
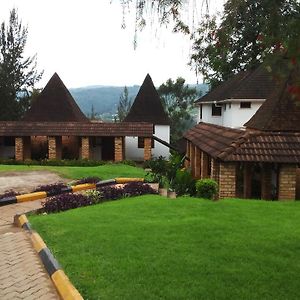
[172,169,196,196]
[98,182,157,201]
[97,186,124,200]
[33,183,68,196]
[85,190,103,204]
[0,190,20,199]
[42,193,93,213]
[73,177,101,185]
[196,179,218,200]
[123,182,157,197]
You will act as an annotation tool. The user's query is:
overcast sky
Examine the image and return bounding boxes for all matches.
[0,0,225,88]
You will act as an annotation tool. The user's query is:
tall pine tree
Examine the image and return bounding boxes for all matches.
[0,9,43,120]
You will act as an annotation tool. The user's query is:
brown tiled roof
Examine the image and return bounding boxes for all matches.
[184,123,243,158]
[196,65,276,103]
[245,69,300,131]
[184,122,300,163]
[0,122,153,137]
[23,73,89,122]
[123,74,170,125]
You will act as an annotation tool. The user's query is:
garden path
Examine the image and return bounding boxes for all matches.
[0,200,59,300]
[0,171,68,194]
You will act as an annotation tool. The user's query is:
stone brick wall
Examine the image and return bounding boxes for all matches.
[278,164,296,200]
[219,162,236,199]
[48,137,57,160]
[144,137,152,161]
[114,137,123,162]
[211,158,220,183]
[15,137,23,161]
[81,137,90,159]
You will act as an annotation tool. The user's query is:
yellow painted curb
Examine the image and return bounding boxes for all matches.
[51,270,84,300]
[31,232,47,253]
[71,183,96,193]
[18,214,29,227]
[16,191,47,203]
[115,177,144,184]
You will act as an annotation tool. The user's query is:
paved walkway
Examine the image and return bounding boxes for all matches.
[0,201,59,300]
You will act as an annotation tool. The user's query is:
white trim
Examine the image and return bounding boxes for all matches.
[197,98,265,105]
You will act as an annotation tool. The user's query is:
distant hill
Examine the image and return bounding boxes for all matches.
[70,83,208,121]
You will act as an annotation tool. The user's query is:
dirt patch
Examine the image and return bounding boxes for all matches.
[0,171,69,194]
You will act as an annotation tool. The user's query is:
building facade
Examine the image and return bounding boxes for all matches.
[185,66,300,200]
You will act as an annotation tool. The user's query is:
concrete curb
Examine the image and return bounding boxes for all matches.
[0,177,144,207]
[15,214,84,300]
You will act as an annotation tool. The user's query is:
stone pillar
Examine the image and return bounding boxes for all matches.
[144,137,152,161]
[114,137,123,162]
[48,137,57,160]
[211,158,220,183]
[15,137,24,161]
[261,163,272,200]
[243,163,252,199]
[219,162,236,199]
[15,137,30,161]
[81,137,90,160]
[48,136,62,160]
[194,147,201,179]
[278,164,297,201]
[201,151,209,178]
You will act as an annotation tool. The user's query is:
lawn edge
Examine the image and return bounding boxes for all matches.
[14,213,84,300]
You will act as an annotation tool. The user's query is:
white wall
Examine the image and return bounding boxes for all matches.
[199,101,264,128]
[125,125,170,161]
[199,104,223,126]
[224,102,262,128]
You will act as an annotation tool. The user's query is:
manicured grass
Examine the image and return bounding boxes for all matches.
[29,196,300,300]
[0,164,146,180]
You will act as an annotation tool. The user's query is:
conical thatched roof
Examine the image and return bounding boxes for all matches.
[123,74,170,125]
[23,73,88,122]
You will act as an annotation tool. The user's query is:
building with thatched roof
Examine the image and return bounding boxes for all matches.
[0,73,154,162]
[124,74,170,160]
[184,66,300,200]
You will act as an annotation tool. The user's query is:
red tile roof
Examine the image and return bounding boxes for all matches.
[23,73,89,122]
[0,122,153,137]
[184,123,300,163]
[123,74,170,125]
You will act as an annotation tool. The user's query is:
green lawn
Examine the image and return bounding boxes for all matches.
[0,164,146,180]
[29,196,300,300]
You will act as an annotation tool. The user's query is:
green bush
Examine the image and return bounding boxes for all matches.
[172,169,196,196]
[196,179,218,200]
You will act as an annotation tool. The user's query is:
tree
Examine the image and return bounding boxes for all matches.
[190,0,300,86]
[158,77,199,144]
[0,9,43,120]
[117,86,132,121]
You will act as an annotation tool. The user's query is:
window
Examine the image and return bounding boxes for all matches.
[240,101,251,108]
[211,103,222,116]
[138,137,154,148]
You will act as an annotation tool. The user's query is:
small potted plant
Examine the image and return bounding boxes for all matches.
[159,176,169,197]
